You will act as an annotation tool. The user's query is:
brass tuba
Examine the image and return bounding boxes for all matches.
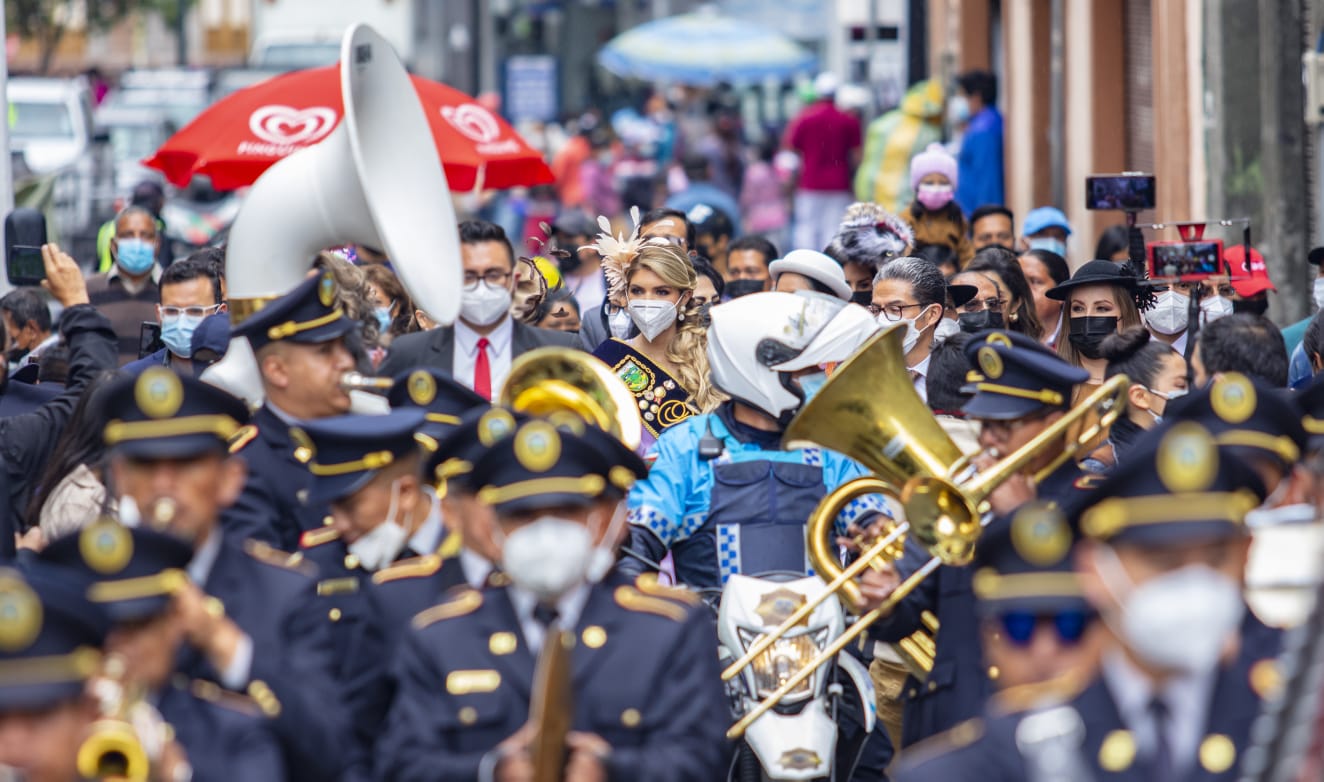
[724,327,1128,739]
[499,348,642,451]
[75,657,152,782]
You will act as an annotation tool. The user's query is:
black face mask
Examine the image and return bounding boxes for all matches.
[850,290,873,307]
[958,310,1005,333]
[1232,297,1269,316]
[724,279,767,299]
[1067,316,1119,359]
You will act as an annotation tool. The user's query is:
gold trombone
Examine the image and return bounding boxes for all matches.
[339,372,395,393]
[724,328,1127,739]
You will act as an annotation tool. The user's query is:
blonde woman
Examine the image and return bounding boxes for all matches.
[591,235,723,453]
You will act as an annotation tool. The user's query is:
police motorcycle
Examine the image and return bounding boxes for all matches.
[716,326,1127,780]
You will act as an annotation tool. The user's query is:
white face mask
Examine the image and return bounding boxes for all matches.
[499,516,593,601]
[585,504,627,584]
[1095,546,1243,674]
[1313,278,1324,312]
[880,307,933,354]
[347,480,409,572]
[627,299,678,342]
[1143,290,1190,336]
[1140,386,1186,424]
[933,316,960,345]
[608,307,634,339]
[1200,295,1233,323]
[460,281,513,326]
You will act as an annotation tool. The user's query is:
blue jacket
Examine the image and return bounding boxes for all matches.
[624,408,887,587]
[955,108,1005,215]
[375,570,729,781]
[159,679,287,782]
[223,405,329,550]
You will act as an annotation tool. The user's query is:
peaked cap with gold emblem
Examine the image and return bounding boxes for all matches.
[0,562,108,710]
[102,367,249,458]
[1168,372,1306,468]
[387,367,488,443]
[971,501,1089,615]
[231,270,354,352]
[41,521,194,623]
[298,409,428,505]
[1069,421,1267,544]
[469,414,648,514]
[960,330,1089,421]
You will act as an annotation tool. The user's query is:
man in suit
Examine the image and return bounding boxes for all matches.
[376,414,728,781]
[378,220,580,397]
[896,421,1275,781]
[224,269,358,550]
[102,367,349,781]
[41,521,286,782]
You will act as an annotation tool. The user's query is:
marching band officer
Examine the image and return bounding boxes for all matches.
[225,270,359,550]
[101,367,348,780]
[385,367,488,453]
[41,521,285,781]
[862,328,1101,749]
[0,562,107,782]
[375,415,728,781]
[897,422,1276,781]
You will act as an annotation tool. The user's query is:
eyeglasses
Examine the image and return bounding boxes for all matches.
[462,270,511,289]
[160,304,220,320]
[997,611,1092,646]
[867,302,925,321]
[961,297,1006,314]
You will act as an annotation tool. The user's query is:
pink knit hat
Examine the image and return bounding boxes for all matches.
[909,143,958,190]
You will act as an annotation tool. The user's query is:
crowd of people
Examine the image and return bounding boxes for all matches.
[0,66,1322,782]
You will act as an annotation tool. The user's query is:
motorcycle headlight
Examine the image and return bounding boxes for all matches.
[736,627,830,705]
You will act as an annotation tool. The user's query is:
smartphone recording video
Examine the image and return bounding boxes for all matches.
[7,246,46,287]
[5,208,48,287]
[1085,174,1157,211]
[1147,240,1224,281]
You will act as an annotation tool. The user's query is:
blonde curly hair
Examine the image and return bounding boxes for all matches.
[626,243,725,413]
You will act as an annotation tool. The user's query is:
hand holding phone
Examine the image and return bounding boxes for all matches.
[40,243,90,307]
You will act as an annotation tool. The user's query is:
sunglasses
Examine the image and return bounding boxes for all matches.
[997,611,1092,646]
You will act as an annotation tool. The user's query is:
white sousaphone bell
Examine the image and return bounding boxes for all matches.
[202,23,461,408]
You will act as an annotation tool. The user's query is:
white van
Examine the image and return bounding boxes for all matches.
[8,76,97,238]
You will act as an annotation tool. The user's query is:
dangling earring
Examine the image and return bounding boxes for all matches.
[678,310,685,322]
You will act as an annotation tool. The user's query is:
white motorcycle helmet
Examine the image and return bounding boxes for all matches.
[707,291,880,425]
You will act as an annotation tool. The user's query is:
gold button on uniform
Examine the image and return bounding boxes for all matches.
[328,608,342,622]
[1098,730,1136,772]
[489,632,517,655]
[620,708,641,728]
[344,554,360,570]
[582,625,607,649]
[459,707,478,725]
[1199,734,1236,774]
[323,515,334,526]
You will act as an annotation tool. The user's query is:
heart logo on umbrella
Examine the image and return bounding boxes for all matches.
[248,105,339,146]
[440,104,502,144]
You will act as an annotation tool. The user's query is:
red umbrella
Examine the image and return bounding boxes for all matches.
[144,66,553,191]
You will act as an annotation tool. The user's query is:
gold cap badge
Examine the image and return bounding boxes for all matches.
[407,370,437,406]
[1157,422,1217,493]
[135,368,183,420]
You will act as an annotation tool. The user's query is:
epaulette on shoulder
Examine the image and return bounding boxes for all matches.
[634,573,701,606]
[300,527,342,549]
[989,671,1084,716]
[373,554,442,585]
[898,717,985,768]
[183,677,261,718]
[244,539,313,575]
[228,424,259,454]
[613,585,687,622]
[412,588,482,629]
[1074,473,1106,490]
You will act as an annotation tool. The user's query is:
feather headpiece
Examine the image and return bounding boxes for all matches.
[824,202,914,267]
[584,206,646,302]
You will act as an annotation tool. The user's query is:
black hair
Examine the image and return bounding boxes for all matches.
[969,204,1015,236]
[0,288,51,333]
[966,247,1044,340]
[912,243,958,273]
[874,256,947,309]
[1305,310,1324,368]
[690,255,726,299]
[691,205,734,241]
[727,235,779,265]
[533,287,581,324]
[639,207,696,251]
[957,70,998,106]
[37,345,69,384]
[159,257,222,306]
[1094,225,1131,262]
[1101,327,1171,387]
[458,219,516,267]
[927,332,974,414]
[26,370,121,525]
[1197,313,1289,387]
[1021,248,1070,285]
[681,154,711,181]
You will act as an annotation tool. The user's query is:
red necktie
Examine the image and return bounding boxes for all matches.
[474,337,492,400]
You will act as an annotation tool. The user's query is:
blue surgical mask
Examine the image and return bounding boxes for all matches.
[161,314,203,358]
[797,370,829,403]
[116,238,156,275]
[374,306,393,334]
[1028,237,1067,258]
